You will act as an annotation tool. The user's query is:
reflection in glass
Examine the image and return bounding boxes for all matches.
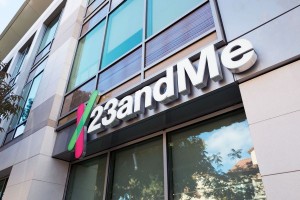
[4,131,14,145]
[68,21,105,92]
[66,155,107,200]
[0,178,7,198]
[169,111,266,200]
[8,83,31,131]
[19,72,43,123]
[82,3,108,36]
[101,0,143,68]
[86,0,105,17]
[38,14,60,53]
[147,0,202,37]
[62,78,96,116]
[28,58,47,83]
[34,43,51,65]
[111,137,164,200]
[14,124,25,138]
[97,47,141,93]
[11,46,30,78]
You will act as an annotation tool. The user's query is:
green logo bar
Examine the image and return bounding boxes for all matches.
[68,90,99,151]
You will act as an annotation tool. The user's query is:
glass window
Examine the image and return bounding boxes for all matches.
[11,46,30,79]
[97,47,141,93]
[18,72,43,124]
[62,78,96,116]
[34,43,51,66]
[67,21,106,92]
[0,178,8,199]
[110,0,124,11]
[27,58,47,83]
[14,124,26,138]
[147,0,202,37]
[66,155,107,200]
[101,0,143,69]
[38,14,60,53]
[8,82,31,131]
[110,137,164,200]
[86,0,105,17]
[169,110,266,200]
[82,3,108,36]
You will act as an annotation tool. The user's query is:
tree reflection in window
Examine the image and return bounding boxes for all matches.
[111,137,164,200]
[169,111,267,200]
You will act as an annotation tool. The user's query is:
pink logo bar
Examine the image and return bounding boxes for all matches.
[75,103,85,159]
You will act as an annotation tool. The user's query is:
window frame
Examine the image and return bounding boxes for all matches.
[59,0,214,125]
[0,177,8,199]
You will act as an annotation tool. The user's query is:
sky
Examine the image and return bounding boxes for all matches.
[0,0,25,34]
[198,120,253,173]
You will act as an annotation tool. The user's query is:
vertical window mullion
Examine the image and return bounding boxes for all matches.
[163,131,169,200]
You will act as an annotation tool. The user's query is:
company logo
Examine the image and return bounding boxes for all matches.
[67,39,257,159]
[68,90,99,159]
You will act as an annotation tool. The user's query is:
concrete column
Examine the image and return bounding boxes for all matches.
[239,60,300,200]
[1,0,88,199]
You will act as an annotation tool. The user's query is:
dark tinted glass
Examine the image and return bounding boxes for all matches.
[86,0,105,17]
[169,111,267,200]
[62,78,96,116]
[66,155,107,200]
[38,15,60,53]
[111,137,164,200]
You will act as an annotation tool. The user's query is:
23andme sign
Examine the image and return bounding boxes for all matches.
[68,39,257,158]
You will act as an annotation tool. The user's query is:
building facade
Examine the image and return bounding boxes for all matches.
[0,0,300,199]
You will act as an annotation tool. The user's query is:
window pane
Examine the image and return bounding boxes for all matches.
[14,124,26,138]
[82,3,108,36]
[11,46,30,78]
[169,111,266,200]
[97,47,141,93]
[147,0,202,37]
[4,131,14,145]
[66,155,107,200]
[62,78,96,116]
[19,72,43,123]
[111,137,164,200]
[38,14,60,52]
[0,178,7,198]
[86,0,105,17]
[67,21,105,92]
[101,0,143,69]
[28,58,47,83]
[8,82,31,130]
[34,43,51,65]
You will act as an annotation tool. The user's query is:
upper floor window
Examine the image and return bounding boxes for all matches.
[9,45,30,86]
[5,59,46,142]
[0,177,8,199]
[61,0,214,122]
[34,14,60,65]
[38,15,60,53]
[146,0,202,37]
[67,20,106,92]
[101,0,143,69]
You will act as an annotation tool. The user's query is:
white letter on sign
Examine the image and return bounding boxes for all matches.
[221,38,257,73]
[177,44,223,95]
[102,98,120,128]
[153,66,178,104]
[117,96,136,121]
